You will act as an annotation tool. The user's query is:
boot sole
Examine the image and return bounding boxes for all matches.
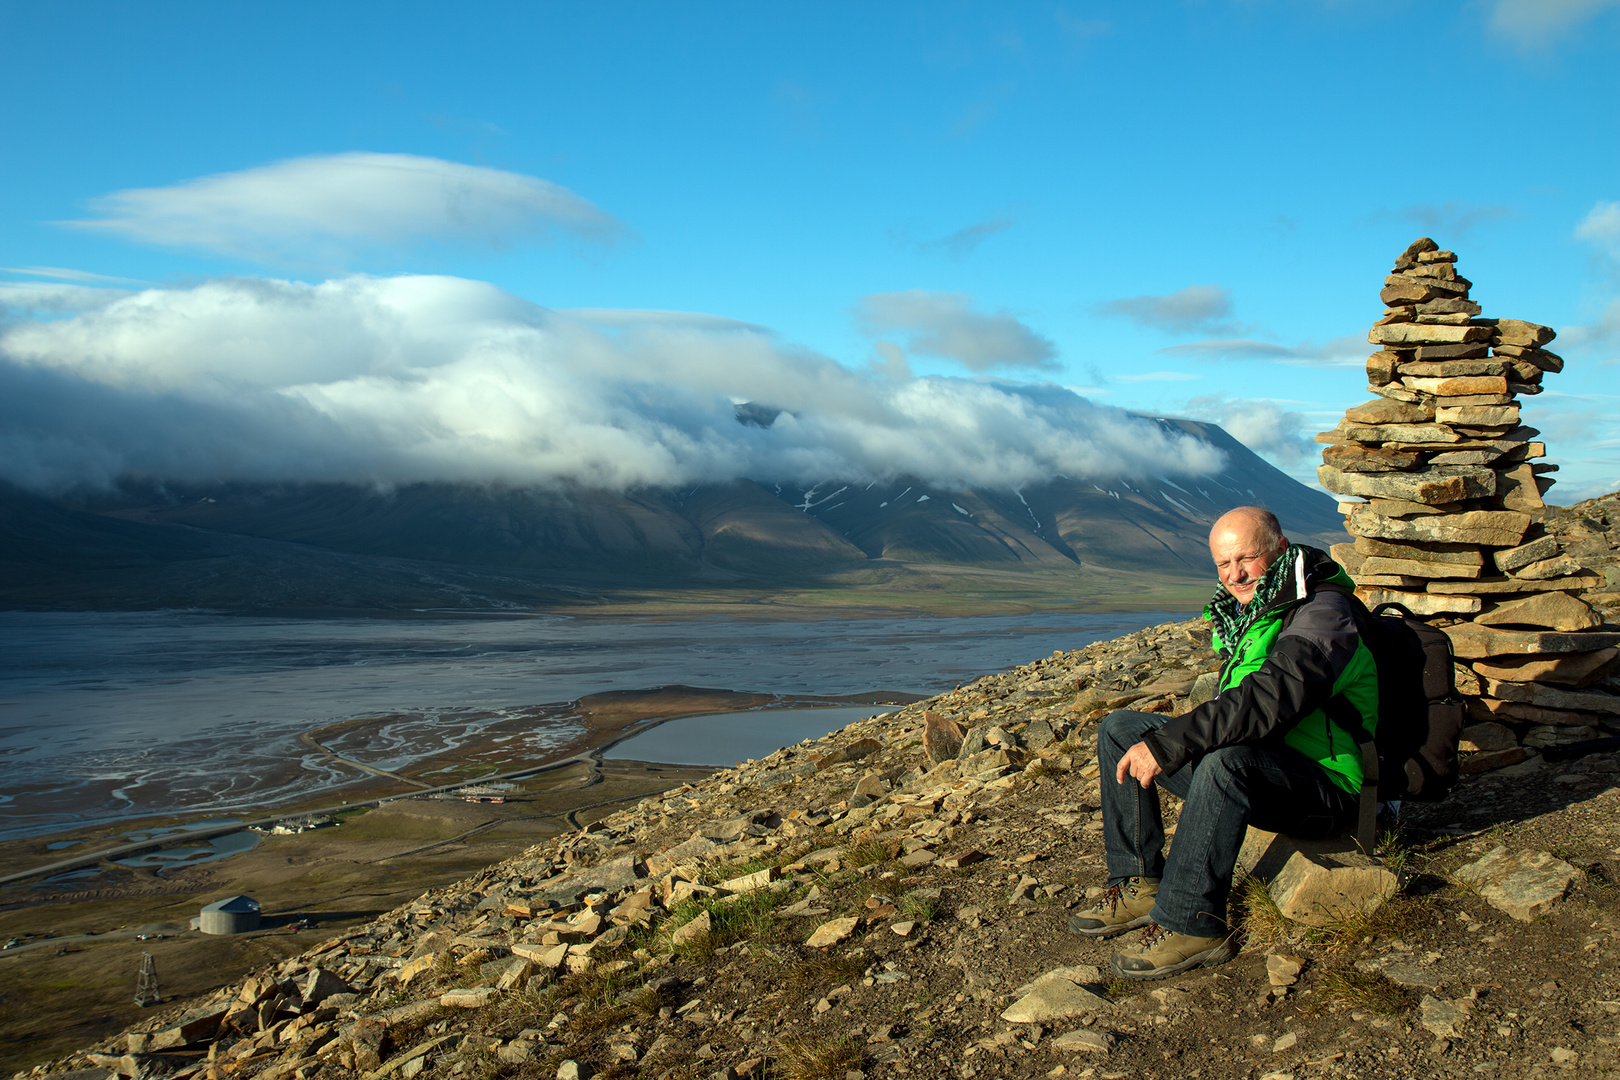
[1067,913,1154,939]
[1109,937,1237,980]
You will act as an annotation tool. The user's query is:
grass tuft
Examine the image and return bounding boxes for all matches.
[842,841,891,869]
[1024,758,1056,780]
[1376,824,1417,877]
[788,951,868,997]
[1305,892,1434,953]
[775,1035,865,1080]
[1229,875,1293,952]
[899,893,939,923]
[1308,967,1412,1015]
[1102,976,1140,1002]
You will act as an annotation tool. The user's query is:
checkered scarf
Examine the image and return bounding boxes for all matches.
[1206,542,1300,654]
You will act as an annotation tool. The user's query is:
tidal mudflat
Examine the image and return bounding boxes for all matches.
[1,608,1184,846]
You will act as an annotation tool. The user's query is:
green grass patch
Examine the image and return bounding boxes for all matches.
[659,883,799,959]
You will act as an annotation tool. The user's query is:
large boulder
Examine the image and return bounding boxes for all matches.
[1237,828,1397,927]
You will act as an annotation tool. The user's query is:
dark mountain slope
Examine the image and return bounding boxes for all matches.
[2,417,1342,610]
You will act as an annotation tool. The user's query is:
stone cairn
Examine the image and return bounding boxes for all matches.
[1317,237,1620,770]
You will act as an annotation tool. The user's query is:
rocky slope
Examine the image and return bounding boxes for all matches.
[20,495,1620,1080]
[1543,488,1620,622]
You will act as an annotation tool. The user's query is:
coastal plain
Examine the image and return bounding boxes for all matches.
[0,686,914,1069]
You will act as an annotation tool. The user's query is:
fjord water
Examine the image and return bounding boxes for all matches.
[0,609,1188,840]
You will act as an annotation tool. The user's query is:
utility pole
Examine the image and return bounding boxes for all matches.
[135,951,160,1007]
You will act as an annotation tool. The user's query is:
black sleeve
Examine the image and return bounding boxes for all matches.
[1141,591,1362,774]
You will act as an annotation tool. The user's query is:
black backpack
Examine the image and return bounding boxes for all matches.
[1292,584,1467,849]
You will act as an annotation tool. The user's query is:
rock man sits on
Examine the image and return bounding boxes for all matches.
[1071,506,1379,979]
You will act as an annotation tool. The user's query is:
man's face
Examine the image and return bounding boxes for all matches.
[1209,526,1283,607]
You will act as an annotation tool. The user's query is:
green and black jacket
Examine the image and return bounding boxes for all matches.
[1141,544,1379,794]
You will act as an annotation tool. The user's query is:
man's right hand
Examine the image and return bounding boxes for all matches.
[1116,741,1163,789]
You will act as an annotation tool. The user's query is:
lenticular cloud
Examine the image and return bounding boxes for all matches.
[0,275,1225,493]
[62,153,625,264]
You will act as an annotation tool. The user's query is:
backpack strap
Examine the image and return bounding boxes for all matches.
[1289,581,1380,856]
[1324,696,1380,857]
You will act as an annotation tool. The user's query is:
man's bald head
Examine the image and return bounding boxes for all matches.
[1208,507,1288,606]
[1211,507,1284,551]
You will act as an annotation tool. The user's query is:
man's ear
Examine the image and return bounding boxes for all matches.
[1277,535,1290,552]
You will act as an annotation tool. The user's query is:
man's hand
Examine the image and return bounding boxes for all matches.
[1115,741,1163,789]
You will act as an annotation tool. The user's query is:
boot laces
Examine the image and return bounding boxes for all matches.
[1090,882,1126,914]
[1138,921,1171,949]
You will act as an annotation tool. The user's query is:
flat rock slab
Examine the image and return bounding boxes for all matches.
[1475,592,1601,632]
[671,911,712,947]
[1483,678,1620,716]
[1443,625,1620,659]
[1459,722,1517,752]
[1357,587,1481,617]
[1419,993,1474,1038]
[1383,962,1446,990]
[1050,1029,1112,1053]
[1001,966,1113,1023]
[806,916,860,948]
[1453,846,1580,921]
[439,987,499,1008]
[923,711,964,764]
[1238,829,1396,927]
[1347,507,1530,548]
[1473,647,1620,686]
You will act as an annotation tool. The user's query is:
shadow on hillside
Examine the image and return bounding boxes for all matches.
[1397,743,1620,857]
[259,908,387,930]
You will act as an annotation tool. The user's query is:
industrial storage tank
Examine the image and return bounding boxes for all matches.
[192,895,261,935]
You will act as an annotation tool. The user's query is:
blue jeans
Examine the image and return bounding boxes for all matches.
[1096,709,1356,938]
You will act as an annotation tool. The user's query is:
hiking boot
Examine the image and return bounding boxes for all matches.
[1066,877,1159,938]
[1110,922,1237,980]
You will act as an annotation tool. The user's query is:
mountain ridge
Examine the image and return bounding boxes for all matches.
[1,418,1341,612]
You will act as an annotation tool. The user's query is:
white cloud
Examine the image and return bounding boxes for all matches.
[1576,200,1620,255]
[0,274,1226,494]
[1490,0,1620,44]
[1160,334,1366,367]
[0,282,133,318]
[1557,297,1620,360]
[1183,394,1314,467]
[1546,472,1620,505]
[62,153,625,264]
[1097,284,1238,335]
[855,290,1058,371]
[3,265,148,285]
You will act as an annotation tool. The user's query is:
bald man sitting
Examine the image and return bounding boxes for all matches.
[1070,507,1379,980]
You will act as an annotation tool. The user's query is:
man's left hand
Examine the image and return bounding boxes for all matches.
[1116,741,1163,789]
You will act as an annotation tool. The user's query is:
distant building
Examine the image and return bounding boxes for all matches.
[192,895,261,935]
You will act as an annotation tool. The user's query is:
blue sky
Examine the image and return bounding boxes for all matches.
[3,2,1618,502]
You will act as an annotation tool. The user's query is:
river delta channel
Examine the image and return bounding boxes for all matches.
[0,609,1190,845]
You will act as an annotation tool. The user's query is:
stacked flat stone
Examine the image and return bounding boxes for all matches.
[1317,237,1620,767]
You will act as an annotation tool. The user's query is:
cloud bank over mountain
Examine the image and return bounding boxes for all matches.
[0,274,1226,495]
